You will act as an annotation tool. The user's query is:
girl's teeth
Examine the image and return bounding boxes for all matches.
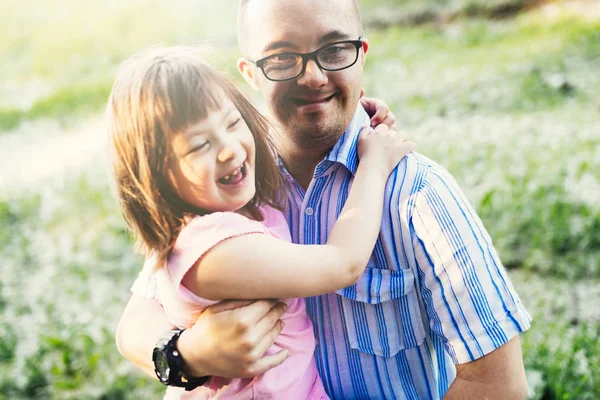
[220,164,244,184]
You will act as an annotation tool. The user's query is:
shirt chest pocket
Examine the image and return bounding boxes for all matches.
[335,265,426,358]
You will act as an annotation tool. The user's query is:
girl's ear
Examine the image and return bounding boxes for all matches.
[237,58,260,91]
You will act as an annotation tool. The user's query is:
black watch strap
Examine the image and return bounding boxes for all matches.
[153,329,210,391]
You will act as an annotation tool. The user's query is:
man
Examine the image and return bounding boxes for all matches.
[117,0,532,398]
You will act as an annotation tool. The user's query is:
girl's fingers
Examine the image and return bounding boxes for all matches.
[396,130,409,142]
[373,124,390,134]
[370,106,388,127]
[381,114,396,131]
[358,124,372,139]
[400,141,417,154]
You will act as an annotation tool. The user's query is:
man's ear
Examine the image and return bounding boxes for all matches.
[360,38,369,66]
[237,58,260,91]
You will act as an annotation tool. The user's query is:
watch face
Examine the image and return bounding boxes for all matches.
[155,351,170,381]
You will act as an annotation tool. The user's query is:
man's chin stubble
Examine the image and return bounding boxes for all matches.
[291,122,346,152]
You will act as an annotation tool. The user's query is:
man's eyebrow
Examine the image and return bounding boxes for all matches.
[262,31,354,54]
[263,40,298,53]
[317,30,353,45]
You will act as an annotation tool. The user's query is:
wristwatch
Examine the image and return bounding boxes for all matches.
[153,329,210,391]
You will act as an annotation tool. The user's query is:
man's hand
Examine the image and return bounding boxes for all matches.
[443,336,529,399]
[360,88,397,130]
[178,299,289,378]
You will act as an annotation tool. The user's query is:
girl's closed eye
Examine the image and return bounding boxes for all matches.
[228,116,242,130]
[186,140,209,156]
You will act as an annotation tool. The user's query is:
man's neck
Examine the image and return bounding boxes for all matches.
[279,144,330,190]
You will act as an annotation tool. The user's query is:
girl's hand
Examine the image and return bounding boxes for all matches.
[357,124,416,178]
[360,94,397,130]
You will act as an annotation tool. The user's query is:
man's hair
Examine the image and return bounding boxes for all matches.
[107,46,284,269]
[237,0,363,53]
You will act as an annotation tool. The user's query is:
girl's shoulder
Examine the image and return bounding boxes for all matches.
[178,211,268,247]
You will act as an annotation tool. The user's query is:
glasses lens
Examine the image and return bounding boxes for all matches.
[318,42,358,70]
[262,54,303,81]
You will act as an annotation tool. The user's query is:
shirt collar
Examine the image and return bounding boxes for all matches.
[277,104,370,180]
[322,105,369,176]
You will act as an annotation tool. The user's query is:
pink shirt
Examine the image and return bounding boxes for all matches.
[155,206,327,400]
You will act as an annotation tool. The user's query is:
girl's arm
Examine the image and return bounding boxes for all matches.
[183,126,415,300]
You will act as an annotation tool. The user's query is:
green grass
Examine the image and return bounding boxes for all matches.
[363,13,600,279]
[1,0,599,398]
[514,270,600,399]
[0,0,240,133]
[0,82,113,131]
[365,15,600,119]
[359,0,539,25]
[0,172,164,399]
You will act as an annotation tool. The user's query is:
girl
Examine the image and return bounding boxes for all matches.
[108,46,415,399]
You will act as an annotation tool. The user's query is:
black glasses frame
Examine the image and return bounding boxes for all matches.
[247,38,364,82]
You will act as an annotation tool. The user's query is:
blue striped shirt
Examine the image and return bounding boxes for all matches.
[279,106,532,399]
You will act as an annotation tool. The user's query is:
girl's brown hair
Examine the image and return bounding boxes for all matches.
[107,46,285,268]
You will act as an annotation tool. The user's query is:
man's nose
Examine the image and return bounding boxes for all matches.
[297,59,328,89]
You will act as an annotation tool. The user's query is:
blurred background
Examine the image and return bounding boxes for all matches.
[0,0,598,398]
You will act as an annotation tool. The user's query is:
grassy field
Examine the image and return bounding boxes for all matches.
[1,0,599,399]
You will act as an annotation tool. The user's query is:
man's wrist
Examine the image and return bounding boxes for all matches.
[153,329,210,391]
[177,328,210,378]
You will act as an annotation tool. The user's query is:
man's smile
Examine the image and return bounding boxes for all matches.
[290,93,337,112]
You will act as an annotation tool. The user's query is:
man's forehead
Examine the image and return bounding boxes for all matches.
[240,0,361,55]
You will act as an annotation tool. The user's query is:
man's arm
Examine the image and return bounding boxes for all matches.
[116,295,289,379]
[409,160,532,398]
[116,295,174,378]
[444,336,528,399]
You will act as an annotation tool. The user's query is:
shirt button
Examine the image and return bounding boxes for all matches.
[305,207,314,216]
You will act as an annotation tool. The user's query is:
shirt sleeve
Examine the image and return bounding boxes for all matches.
[130,255,159,300]
[411,166,532,364]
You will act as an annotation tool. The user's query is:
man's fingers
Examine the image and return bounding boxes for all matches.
[253,319,285,359]
[254,302,286,336]
[246,349,290,377]
[234,299,282,324]
[207,299,255,314]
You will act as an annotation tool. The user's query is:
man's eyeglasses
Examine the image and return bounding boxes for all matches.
[247,38,363,82]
